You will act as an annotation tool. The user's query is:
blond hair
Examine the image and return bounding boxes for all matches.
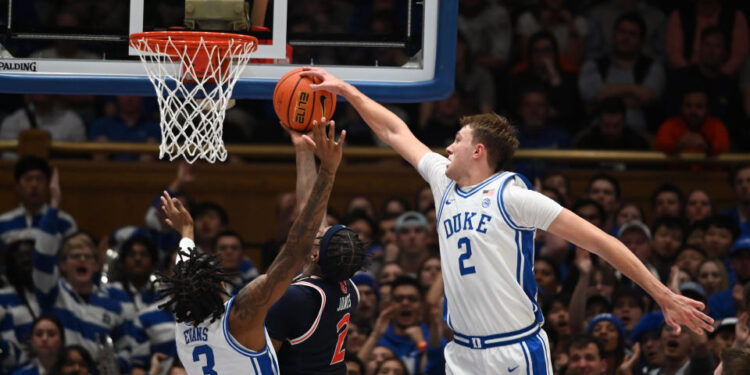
[61,232,97,261]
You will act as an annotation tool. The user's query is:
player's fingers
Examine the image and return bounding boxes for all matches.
[687,298,705,311]
[667,317,681,335]
[338,130,347,146]
[694,311,714,331]
[165,218,174,227]
[160,196,172,212]
[173,198,186,213]
[327,118,335,141]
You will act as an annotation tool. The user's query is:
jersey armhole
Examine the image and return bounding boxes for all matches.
[496,174,534,231]
[221,296,272,358]
[287,281,326,345]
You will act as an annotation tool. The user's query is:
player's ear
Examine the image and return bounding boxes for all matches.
[473,143,485,159]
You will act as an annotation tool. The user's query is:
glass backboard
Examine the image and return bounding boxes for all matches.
[0,0,456,102]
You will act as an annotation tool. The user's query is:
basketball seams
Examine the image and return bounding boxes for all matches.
[304,77,319,133]
[286,76,304,130]
[273,68,298,123]
[273,68,336,132]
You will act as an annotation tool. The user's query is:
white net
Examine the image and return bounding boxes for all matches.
[130,32,256,163]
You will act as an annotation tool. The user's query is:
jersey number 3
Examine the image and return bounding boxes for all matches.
[330,313,350,364]
[192,345,218,375]
[458,237,476,276]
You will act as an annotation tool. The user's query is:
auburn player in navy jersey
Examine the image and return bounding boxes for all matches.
[157,121,345,375]
[265,122,367,374]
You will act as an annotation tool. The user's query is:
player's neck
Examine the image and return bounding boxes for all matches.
[455,168,496,188]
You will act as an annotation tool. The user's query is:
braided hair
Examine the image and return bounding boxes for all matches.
[319,226,367,282]
[157,247,233,324]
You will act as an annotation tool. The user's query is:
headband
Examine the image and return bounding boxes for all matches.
[319,224,348,275]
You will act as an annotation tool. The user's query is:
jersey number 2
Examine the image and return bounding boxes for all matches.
[458,237,476,276]
[192,345,218,375]
[330,313,350,364]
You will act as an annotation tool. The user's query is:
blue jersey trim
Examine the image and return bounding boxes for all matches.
[496,174,534,231]
[454,172,505,198]
[436,180,456,223]
[531,335,547,375]
[521,340,531,375]
[221,296,272,358]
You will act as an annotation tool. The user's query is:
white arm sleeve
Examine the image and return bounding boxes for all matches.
[502,181,563,231]
[417,152,451,201]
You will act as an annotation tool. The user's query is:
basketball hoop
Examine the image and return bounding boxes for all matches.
[129,31,258,163]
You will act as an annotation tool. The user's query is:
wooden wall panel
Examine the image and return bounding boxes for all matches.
[0,160,737,270]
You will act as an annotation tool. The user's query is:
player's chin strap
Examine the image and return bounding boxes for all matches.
[318,225,347,276]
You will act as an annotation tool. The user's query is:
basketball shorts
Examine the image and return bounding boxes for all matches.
[445,327,552,375]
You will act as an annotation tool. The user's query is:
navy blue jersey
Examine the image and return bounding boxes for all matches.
[266,276,359,374]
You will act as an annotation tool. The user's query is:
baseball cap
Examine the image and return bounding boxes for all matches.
[731,235,750,257]
[678,281,707,301]
[618,221,652,241]
[394,211,428,232]
[351,271,380,301]
[711,317,738,337]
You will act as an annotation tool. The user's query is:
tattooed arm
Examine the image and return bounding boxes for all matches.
[288,119,331,230]
[229,121,346,351]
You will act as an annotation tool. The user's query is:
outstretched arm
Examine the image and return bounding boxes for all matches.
[301,67,431,169]
[286,120,328,230]
[229,122,345,350]
[547,209,713,334]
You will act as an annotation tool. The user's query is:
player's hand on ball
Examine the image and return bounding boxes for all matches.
[301,67,346,95]
[281,121,313,150]
[303,118,345,172]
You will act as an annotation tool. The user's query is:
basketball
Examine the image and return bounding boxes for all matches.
[273,68,337,132]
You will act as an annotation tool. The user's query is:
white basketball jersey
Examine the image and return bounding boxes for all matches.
[175,297,279,375]
[418,153,562,337]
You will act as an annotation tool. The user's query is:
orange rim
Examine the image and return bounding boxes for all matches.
[129,31,258,56]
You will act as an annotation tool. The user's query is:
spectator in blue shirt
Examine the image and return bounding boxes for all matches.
[722,164,750,237]
[89,96,160,162]
[377,276,445,375]
[515,88,571,180]
[708,236,750,319]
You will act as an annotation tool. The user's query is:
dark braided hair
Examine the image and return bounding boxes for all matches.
[320,228,366,282]
[157,247,234,324]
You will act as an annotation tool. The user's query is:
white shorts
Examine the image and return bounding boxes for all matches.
[445,329,552,375]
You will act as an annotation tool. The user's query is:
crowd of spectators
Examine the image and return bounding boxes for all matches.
[1,155,750,375]
[1,0,750,164]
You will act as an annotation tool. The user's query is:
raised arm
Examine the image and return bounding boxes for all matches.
[286,120,328,230]
[33,169,64,304]
[301,67,431,169]
[228,122,345,349]
[547,209,713,334]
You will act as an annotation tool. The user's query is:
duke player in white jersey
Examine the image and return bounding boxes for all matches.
[156,121,346,375]
[301,67,715,375]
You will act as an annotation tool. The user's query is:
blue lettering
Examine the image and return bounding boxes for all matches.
[443,219,454,238]
[452,214,461,235]
[462,212,476,230]
[476,214,491,233]
[184,327,209,344]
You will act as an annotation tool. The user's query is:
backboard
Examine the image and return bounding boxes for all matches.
[0,0,456,102]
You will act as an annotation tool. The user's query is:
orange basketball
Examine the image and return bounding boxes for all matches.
[273,68,337,132]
